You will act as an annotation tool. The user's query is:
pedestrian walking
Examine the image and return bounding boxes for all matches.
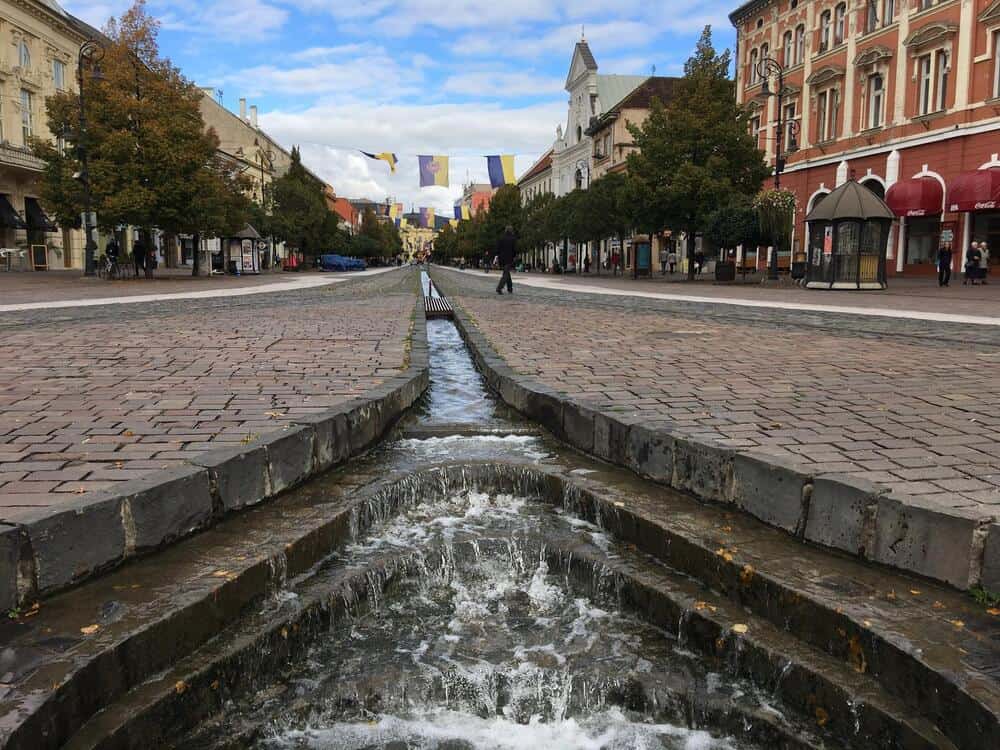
[667,249,678,274]
[937,243,952,287]
[583,254,591,274]
[694,250,705,276]
[132,237,146,279]
[483,251,491,272]
[611,250,620,276]
[659,246,668,275]
[495,225,517,295]
[964,242,982,285]
[980,242,991,284]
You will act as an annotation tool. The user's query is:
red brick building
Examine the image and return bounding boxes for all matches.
[730,0,1000,276]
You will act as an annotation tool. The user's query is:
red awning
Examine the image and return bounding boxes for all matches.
[885,177,943,218]
[946,168,1000,213]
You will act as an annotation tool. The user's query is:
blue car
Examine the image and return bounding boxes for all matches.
[319,254,367,272]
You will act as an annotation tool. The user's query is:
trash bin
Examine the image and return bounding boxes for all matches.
[715,261,736,282]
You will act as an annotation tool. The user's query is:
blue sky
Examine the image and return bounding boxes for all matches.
[63,1,737,213]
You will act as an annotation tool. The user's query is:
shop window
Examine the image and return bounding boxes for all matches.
[820,11,832,52]
[905,216,940,265]
[868,73,884,128]
[917,54,933,114]
[783,31,794,67]
[795,25,805,64]
[834,3,846,45]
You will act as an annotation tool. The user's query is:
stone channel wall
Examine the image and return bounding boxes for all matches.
[0,305,430,611]
[450,305,999,592]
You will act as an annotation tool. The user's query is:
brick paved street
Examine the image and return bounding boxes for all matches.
[433,267,1000,519]
[0,269,417,511]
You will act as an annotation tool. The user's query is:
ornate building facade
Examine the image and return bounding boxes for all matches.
[731,0,1000,275]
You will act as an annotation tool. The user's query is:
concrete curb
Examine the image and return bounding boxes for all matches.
[0,299,430,609]
[448,301,998,591]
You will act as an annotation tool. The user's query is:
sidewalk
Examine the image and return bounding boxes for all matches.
[457,267,1000,324]
[0,267,394,310]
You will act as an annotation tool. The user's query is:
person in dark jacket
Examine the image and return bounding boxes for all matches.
[132,237,146,278]
[496,226,517,295]
[937,244,953,287]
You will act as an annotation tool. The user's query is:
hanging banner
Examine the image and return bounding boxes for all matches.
[461,204,471,220]
[419,207,435,228]
[418,155,449,187]
[486,155,516,188]
[360,151,398,173]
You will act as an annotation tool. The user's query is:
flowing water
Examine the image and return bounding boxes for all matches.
[178,279,829,749]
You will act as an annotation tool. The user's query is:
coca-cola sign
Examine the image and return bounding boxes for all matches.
[975,201,997,211]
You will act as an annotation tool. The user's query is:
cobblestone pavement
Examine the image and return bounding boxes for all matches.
[0,269,418,511]
[433,266,1000,519]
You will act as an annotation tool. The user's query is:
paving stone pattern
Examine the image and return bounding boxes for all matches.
[0,272,416,510]
[437,268,1000,518]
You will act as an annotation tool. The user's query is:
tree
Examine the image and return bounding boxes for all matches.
[478,185,522,255]
[268,147,328,261]
[627,26,769,279]
[705,195,765,252]
[35,0,246,273]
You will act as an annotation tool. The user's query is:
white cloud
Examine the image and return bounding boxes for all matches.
[442,71,564,97]
[260,100,561,213]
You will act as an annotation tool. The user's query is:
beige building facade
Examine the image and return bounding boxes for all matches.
[0,0,93,270]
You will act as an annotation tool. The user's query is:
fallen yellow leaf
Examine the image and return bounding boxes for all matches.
[732,623,748,634]
[987,608,1000,616]
[950,620,965,629]
[175,680,187,694]
[932,601,945,609]
[80,624,99,635]
[909,589,921,596]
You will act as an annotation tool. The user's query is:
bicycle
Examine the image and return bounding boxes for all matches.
[96,255,124,280]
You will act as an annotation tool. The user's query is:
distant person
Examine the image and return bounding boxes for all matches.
[937,243,952,287]
[495,225,517,295]
[694,250,705,276]
[980,242,990,284]
[667,249,678,274]
[659,246,668,275]
[132,237,146,278]
[105,237,120,266]
[583,254,591,274]
[964,243,982,286]
[611,250,621,276]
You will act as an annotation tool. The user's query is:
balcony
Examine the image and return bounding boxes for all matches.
[0,141,45,172]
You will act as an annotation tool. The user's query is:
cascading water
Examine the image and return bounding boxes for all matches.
[176,278,834,750]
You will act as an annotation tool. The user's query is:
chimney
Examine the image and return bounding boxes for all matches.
[239,97,247,121]
[250,105,258,128]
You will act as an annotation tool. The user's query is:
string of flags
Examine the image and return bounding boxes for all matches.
[360,151,518,189]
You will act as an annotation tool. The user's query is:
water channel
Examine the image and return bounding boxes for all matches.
[174,298,829,749]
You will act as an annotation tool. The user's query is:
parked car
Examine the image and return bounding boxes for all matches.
[319,254,367,272]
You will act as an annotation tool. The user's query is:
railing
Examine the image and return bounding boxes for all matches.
[0,142,45,172]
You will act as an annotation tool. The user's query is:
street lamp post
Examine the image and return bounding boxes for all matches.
[77,39,105,277]
[755,55,799,281]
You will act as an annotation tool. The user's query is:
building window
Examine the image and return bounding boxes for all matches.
[53,59,65,90]
[20,89,33,144]
[917,54,933,114]
[783,101,797,150]
[749,48,759,83]
[820,11,832,53]
[576,125,582,143]
[749,115,761,148]
[935,51,949,111]
[816,88,839,141]
[761,42,769,63]
[603,133,611,160]
[834,3,846,45]
[994,30,1000,99]
[783,31,793,67]
[18,40,30,69]
[883,0,895,25]
[868,73,884,128]
[795,25,805,64]
[866,0,878,34]
[0,93,4,143]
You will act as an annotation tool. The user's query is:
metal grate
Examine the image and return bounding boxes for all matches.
[424,295,454,319]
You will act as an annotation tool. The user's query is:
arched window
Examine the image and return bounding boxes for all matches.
[783,31,794,66]
[576,125,582,143]
[749,48,759,83]
[575,169,584,190]
[795,25,806,64]
[834,4,846,45]
[820,10,832,52]
[18,40,30,69]
[761,42,769,63]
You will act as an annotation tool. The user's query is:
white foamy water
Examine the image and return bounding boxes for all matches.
[269,707,735,750]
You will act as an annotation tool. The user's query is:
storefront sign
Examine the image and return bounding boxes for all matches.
[940,229,954,243]
[906,209,926,217]
[975,201,997,211]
